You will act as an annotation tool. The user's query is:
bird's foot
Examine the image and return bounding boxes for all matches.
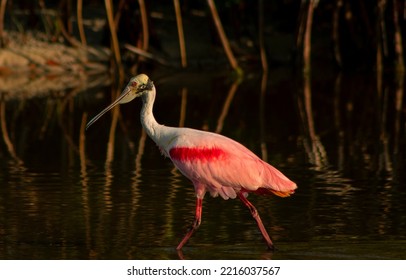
[267,244,277,251]
[177,249,186,260]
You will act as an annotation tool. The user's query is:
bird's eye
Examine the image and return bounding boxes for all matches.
[131,81,137,87]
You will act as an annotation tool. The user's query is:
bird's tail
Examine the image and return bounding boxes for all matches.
[253,188,295,197]
[270,189,295,197]
[261,161,297,197]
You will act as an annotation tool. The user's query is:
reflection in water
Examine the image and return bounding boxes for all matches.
[79,112,93,258]
[126,129,145,259]
[259,72,268,161]
[394,73,403,156]
[0,100,23,164]
[0,70,405,259]
[178,88,188,127]
[333,73,342,169]
[297,72,328,169]
[215,78,240,134]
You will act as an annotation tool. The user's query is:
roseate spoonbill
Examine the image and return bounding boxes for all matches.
[86,74,297,250]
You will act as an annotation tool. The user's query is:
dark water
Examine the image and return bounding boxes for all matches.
[1,69,405,259]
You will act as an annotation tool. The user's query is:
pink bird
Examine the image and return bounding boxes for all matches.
[86,74,297,250]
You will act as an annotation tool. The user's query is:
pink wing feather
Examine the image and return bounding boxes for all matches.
[165,128,297,200]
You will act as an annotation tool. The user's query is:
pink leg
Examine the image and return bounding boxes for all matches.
[176,197,203,250]
[237,193,275,250]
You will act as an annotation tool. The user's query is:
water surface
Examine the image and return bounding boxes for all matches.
[0,69,405,259]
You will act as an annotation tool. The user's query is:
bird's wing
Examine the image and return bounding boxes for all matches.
[165,129,296,199]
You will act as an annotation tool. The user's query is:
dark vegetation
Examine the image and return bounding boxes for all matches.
[0,0,405,74]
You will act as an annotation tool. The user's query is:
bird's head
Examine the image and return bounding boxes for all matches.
[86,74,154,130]
[119,74,154,104]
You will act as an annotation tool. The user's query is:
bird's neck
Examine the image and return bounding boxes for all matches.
[140,88,161,141]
